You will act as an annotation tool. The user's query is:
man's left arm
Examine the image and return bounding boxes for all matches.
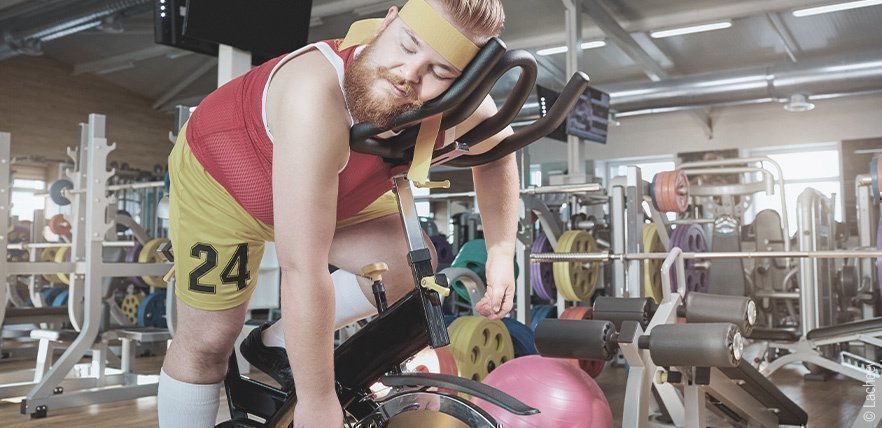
[454,95,518,319]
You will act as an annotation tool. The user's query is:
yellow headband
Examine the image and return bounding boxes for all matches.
[339,0,480,71]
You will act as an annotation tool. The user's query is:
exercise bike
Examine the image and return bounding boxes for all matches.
[217,38,591,427]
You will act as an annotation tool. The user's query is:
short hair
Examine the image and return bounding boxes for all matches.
[429,0,505,45]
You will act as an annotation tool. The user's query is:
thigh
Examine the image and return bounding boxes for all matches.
[168,132,272,312]
[330,214,437,303]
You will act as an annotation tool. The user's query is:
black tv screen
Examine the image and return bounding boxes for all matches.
[536,85,568,143]
[565,87,609,144]
[184,0,313,65]
[154,0,217,57]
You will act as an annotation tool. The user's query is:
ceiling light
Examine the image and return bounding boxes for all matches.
[536,40,607,56]
[793,0,882,17]
[783,94,815,112]
[650,21,732,39]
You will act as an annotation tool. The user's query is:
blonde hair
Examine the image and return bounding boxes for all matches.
[430,0,505,44]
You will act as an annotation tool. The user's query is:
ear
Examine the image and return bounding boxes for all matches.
[375,6,399,36]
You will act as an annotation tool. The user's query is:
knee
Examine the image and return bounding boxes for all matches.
[166,333,235,381]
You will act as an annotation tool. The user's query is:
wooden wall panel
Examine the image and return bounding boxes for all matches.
[0,55,174,172]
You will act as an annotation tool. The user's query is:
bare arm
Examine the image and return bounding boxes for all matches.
[457,96,519,318]
[268,52,350,409]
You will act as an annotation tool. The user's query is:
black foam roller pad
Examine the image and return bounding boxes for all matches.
[648,323,741,368]
[685,293,755,336]
[592,296,653,330]
[535,319,617,361]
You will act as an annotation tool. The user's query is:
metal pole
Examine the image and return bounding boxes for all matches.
[529,250,882,262]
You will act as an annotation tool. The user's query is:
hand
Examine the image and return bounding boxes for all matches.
[291,394,345,428]
[474,255,515,320]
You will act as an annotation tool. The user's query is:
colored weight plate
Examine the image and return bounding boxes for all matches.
[871,155,881,205]
[48,179,74,206]
[642,224,665,303]
[501,318,538,357]
[652,170,689,213]
[448,316,514,381]
[552,230,600,301]
[559,306,605,378]
[530,231,556,302]
[121,292,144,324]
[52,289,69,307]
[48,214,72,237]
[667,224,709,295]
[39,247,61,283]
[42,287,66,307]
[442,267,486,305]
[430,235,455,265]
[138,290,167,328]
[530,304,557,331]
[126,243,148,288]
[139,238,170,288]
[450,239,520,299]
[54,246,72,285]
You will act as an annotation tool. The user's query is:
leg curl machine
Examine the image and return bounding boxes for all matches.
[535,248,809,428]
[215,38,593,427]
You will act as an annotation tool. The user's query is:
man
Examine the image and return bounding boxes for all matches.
[158,1,517,426]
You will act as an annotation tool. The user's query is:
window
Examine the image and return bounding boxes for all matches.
[11,179,46,222]
[606,157,676,186]
[744,145,842,234]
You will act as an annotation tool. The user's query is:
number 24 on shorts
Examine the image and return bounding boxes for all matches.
[188,242,250,293]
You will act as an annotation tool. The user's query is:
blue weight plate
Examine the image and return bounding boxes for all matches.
[52,289,69,307]
[138,291,167,328]
[530,304,557,331]
[501,318,538,357]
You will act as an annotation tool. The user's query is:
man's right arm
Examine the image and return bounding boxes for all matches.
[267,51,350,423]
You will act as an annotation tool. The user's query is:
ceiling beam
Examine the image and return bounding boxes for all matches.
[507,0,836,51]
[766,12,800,63]
[152,58,216,110]
[73,45,174,75]
[581,0,666,81]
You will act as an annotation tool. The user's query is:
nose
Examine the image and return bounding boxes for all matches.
[399,62,423,85]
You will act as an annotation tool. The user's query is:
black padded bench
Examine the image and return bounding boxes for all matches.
[718,360,808,426]
[806,317,882,341]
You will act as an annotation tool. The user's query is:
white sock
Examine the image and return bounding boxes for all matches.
[262,269,377,348]
[157,368,223,428]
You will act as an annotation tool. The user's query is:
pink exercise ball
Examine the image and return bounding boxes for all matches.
[472,355,613,428]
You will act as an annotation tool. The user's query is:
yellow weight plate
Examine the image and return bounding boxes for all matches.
[121,292,144,324]
[447,316,514,382]
[39,247,61,283]
[552,230,600,301]
[642,224,665,303]
[139,238,170,288]
[54,246,71,285]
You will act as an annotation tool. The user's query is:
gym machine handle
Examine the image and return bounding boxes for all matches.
[380,373,539,416]
[348,37,506,157]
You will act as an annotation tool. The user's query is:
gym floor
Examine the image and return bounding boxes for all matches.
[0,355,866,427]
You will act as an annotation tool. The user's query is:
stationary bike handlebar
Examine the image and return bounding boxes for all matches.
[347,37,590,167]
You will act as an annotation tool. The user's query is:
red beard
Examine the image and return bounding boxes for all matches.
[343,44,424,129]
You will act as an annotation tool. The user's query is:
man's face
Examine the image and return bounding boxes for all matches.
[343,16,463,128]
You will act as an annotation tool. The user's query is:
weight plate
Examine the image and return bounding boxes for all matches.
[48,214,71,237]
[448,316,514,381]
[652,170,690,213]
[138,290,167,328]
[430,235,455,265]
[643,224,665,303]
[116,210,132,233]
[48,179,74,206]
[450,239,519,298]
[53,246,71,285]
[125,243,147,288]
[530,304,557,331]
[552,230,600,301]
[530,231,556,301]
[668,224,709,295]
[139,238,170,288]
[500,318,538,357]
[442,267,486,305]
[52,289,69,307]
[39,247,61,283]
[559,306,605,378]
[121,292,144,324]
[42,287,66,307]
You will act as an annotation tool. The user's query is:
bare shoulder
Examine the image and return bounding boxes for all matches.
[266,49,349,159]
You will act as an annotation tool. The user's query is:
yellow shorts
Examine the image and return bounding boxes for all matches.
[169,123,399,311]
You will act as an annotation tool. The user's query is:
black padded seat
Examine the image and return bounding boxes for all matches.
[747,327,801,342]
[806,317,882,341]
[718,360,809,426]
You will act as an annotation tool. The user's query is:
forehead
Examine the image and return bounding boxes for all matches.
[383,18,458,69]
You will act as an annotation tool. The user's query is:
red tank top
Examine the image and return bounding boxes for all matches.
[185,39,420,226]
